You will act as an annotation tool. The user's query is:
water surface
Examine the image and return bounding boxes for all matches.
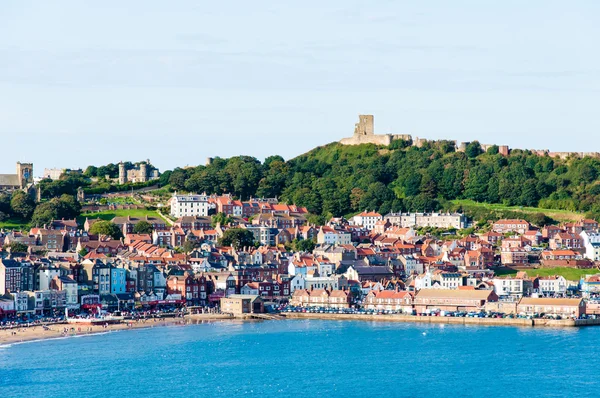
[0,320,596,397]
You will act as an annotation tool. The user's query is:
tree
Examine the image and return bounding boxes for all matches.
[182,240,197,254]
[486,145,499,155]
[10,191,35,219]
[31,194,81,226]
[7,242,28,253]
[218,228,255,249]
[465,141,483,158]
[211,212,233,227]
[89,221,123,240]
[293,238,316,252]
[133,221,153,234]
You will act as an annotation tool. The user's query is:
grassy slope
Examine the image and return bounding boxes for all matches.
[77,208,170,225]
[494,267,597,281]
[0,217,29,230]
[452,199,584,222]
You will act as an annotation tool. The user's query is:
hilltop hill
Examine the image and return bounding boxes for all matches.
[165,139,600,225]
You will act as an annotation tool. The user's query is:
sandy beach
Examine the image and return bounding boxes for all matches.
[0,314,234,346]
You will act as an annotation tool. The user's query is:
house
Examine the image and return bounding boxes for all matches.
[170,193,211,217]
[580,231,600,261]
[549,233,583,250]
[220,294,264,315]
[0,259,34,294]
[500,248,529,266]
[413,289,498,313]
[492,219,530,234]
[536,275,567,296]
[517,297,585,318]
[363,290,413,313]
[112,215,167,235]
[50,275,79,309]
[351,211,383,230]
[580,274,600,298]
[345,264,394,282]
[480,231,502,246]
[540,250,580,261]
[398,254,424,276]
[289,288,351,308]
[491,273,533,299]
[434,272,462,290]
[316,226,352,245]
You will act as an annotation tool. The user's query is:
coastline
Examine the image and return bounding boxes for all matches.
[282,312,600,327]
[4,311,600,348]
[0,314,234,347]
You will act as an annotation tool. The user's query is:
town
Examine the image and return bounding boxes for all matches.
[2,181,600,329]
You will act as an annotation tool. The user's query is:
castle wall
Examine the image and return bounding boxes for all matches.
[340,134,392,146]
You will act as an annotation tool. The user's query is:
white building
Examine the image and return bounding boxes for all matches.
[317,227,352,245]
[384,212,468,229]
[537,276,567,296]
[581,231,600,261]
[352,211,383,230]
[13,292,30,313]
[491,277,531,299]
[170,193,211,217]
[437,273,462,289]
[414,272,432,291]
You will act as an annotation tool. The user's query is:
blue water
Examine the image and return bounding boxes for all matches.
[0,320,597,397]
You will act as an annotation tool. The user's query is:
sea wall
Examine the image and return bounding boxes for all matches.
[284,313,600,328]
[284,313,532,327]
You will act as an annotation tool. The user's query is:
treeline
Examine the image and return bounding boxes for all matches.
[0,191,81,226]
[167,140,600,222]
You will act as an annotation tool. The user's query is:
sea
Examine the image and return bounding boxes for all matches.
[0,319,598,397]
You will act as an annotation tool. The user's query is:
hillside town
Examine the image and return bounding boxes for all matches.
[2,189,600,324]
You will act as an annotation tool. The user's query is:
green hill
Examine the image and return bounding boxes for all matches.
[167,139,597,225]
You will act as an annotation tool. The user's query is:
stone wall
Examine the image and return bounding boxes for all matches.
[340,134,393,146]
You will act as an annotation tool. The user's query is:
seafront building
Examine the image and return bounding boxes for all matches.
[0,203,599,320]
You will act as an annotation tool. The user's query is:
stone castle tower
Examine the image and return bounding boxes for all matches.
[16,162,33,189]
[354,115,374,136]
[340,115,411,146]
[139,162,148,183]
[118,162,127,184]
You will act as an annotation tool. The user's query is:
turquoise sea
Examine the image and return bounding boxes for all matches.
[0,320,597,397]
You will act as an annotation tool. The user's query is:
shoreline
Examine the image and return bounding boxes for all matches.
[282,312,600,327]
[3,311,598,347]
[0,314,234,347]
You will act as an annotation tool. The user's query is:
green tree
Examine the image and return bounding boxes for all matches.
[10,191,35,219]
[31,194,81,226]
[90,221,123,240]
[218,228,255,249]
[7,242,28,253]
[293,238,316,252]
[465,141,483,158]
[211,212,234,227]
[133,220,153,234]
[486,145,499,155]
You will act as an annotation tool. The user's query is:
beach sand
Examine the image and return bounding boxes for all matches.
[0,314,234,346]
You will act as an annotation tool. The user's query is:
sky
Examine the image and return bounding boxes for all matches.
[0,1,599,175]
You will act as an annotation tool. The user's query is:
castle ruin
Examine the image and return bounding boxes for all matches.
[339,115,411,146]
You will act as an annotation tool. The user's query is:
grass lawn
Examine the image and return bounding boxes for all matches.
[77,208,170,225]
[0,217,29,230]
[451,199,584,222]
[493,267,598,281]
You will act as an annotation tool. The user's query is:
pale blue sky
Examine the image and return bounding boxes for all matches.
[1,1,599,175]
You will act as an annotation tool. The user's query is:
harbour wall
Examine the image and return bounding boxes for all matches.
[283,313,600,328]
